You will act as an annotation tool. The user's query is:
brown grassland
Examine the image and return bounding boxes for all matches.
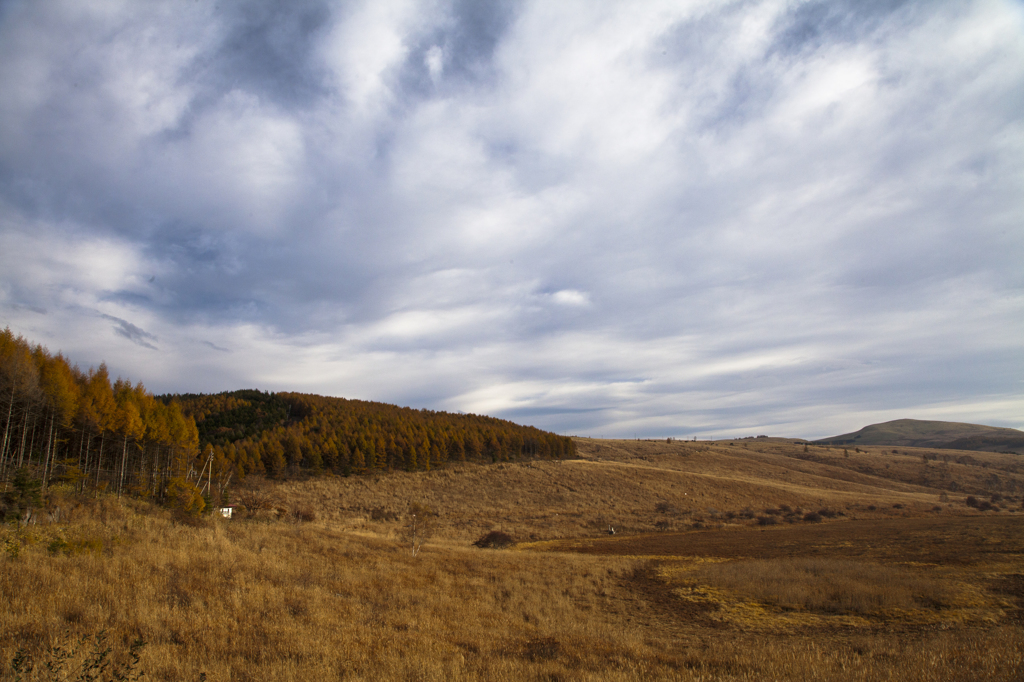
[2,437,1023,680]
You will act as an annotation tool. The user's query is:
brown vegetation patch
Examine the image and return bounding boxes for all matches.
[558,515,1024,565]
[690,558,955,616]
[4,434,1024,680]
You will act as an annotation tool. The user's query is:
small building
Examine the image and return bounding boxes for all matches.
[218,506,235,519]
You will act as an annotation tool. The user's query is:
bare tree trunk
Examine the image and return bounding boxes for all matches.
[17,409,29,467]
[41,411,55,490]
[81,431,92,494]
[95,433,105,490]
[118,434,129,497]
[150,443,160,498]
[0,386,14,478]
[77,427,85,470]
[27,411,38,466]
[162,445,173,500]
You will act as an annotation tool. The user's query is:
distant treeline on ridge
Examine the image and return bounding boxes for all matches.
[160,389,576,479]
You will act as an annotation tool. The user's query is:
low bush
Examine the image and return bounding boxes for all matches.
[165,477,205,520]
[291,506,317,523]
[8,630,145,682]
[654,501,678,514]
[803,511,823,523]
[369,507,399,521]
[46,537,104,557]
[473,530,515,549]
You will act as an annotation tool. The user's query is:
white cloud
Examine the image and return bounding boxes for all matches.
[550,290,590,307]
[425,45,444,82]
[320,0,417,114]
[1,0,1022,439]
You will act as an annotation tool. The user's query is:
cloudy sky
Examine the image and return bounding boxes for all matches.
[1,0,1021,439]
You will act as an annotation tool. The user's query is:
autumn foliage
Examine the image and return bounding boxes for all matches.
[162,389,576,479]
[0,328,200,502]
[1,328,575,509]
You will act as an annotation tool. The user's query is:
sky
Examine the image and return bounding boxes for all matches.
[0,0,1022,440]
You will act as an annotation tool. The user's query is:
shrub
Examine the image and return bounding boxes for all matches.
[2,468,42,524]
[291,506,317,523]
[803,511,823,523]
[8,630,145,681]
[47,537,104,557]
[166,477,205,519]
[522,636,561,661]
[892,503,904,510]
[756,515,777,526]
[369,507,399,521]
[965,496,979,508]
[235,485,275,518]
[473,530,515,549]
[655,501,678,514]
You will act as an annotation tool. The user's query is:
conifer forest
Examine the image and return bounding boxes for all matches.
[0,327,574,514]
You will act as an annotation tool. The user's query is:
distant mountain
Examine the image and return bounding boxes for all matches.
[814,419,1024,452]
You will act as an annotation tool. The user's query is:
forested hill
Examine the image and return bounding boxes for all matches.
[1,327,573,509]
[159,390,576,477]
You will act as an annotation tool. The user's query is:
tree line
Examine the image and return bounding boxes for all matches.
[162,389,576,483]
[0,328,200,501]
[1,328,576,511]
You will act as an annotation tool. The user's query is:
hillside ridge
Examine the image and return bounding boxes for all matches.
[814,418,1024,452]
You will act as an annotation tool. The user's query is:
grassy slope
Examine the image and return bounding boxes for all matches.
[276,436,1020,543]
[814,418,1024,450]
[3,437,1023,680]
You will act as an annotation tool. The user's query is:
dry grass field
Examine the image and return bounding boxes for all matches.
[2,437,1022,680]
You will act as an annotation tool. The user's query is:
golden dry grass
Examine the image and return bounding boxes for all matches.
[2,437,1023,680]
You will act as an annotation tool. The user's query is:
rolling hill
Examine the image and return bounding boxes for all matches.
[814,418,1024,452]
